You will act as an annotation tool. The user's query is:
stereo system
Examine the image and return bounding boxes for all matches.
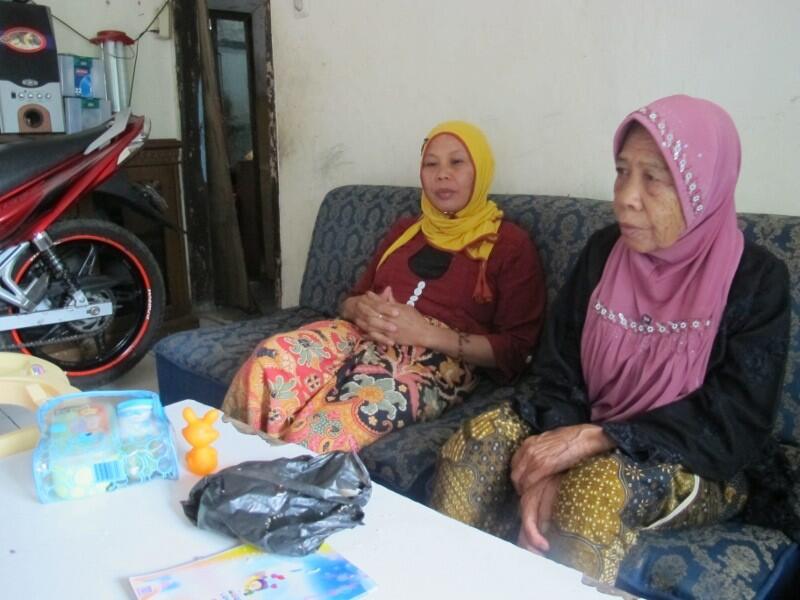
[0,2,65,134]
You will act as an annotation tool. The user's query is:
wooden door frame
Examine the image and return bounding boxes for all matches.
[173,0,280,308]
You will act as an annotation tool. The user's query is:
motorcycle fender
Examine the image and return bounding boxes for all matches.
[93,171,182,232]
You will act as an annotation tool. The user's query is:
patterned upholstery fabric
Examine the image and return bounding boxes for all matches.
[155,185,800,598]
[154,307,323,406]
[738,214,800,444]
[617,523,799,600]
[299,186,421,315]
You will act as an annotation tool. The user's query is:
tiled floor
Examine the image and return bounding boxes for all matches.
[0,351,160,435]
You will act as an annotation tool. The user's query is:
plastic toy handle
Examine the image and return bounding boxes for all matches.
[25,383,49,407]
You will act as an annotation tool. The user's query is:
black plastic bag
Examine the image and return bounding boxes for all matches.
[182,451,372,556]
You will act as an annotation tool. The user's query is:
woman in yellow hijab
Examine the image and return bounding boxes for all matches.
[223,121,545,452]
[377,121,504,304]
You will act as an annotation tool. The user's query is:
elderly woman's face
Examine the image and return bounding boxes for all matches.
[613,125,686,253]
[421,133,475,215]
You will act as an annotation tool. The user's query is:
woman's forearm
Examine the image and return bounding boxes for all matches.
[423,325,496,368]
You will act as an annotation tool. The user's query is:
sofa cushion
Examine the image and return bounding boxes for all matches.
[738,213,800,444]
[299,186,420,315]
[617,522,799,600]
[154,307,324,406]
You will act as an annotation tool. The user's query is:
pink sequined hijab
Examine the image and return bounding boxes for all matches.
[581,95,744,422]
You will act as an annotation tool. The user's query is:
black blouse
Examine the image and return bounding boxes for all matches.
[516,224,799,540]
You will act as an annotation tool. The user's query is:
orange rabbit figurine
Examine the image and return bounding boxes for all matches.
[182,407,220,476]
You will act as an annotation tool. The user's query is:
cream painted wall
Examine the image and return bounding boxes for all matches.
[271,0,800,306]
[46,0,179,139]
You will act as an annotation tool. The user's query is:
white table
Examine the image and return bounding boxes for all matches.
[0,400,607,599]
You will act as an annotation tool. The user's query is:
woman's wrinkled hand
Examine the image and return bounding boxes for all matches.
[510,424,613,496]
[518,472,562,554]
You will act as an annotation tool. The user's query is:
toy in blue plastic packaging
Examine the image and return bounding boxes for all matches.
[32,390,178,502]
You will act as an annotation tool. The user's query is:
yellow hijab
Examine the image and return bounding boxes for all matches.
[377,120,504,303]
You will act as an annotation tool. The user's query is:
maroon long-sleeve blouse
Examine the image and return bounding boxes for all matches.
[349,217,546,380]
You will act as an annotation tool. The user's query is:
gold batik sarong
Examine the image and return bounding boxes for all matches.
[430,402,748,584]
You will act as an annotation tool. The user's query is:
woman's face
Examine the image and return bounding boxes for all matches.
[420,133,475,215]
[613,124,686,253]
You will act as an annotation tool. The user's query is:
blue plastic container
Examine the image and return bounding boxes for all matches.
[32,390,178,502]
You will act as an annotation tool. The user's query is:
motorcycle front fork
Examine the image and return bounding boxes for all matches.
[0,232,87,312]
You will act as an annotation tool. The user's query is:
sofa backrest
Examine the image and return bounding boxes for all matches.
[300,185,800,444]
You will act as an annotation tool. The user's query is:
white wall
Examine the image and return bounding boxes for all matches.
[271,0,800,306]
[47,0,179,139]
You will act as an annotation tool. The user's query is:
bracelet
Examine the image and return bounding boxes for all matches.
[456,330,469,362]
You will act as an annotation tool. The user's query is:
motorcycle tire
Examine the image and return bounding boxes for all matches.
[3,218,166,389]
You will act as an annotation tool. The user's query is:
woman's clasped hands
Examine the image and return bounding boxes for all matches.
[345,286,432,347]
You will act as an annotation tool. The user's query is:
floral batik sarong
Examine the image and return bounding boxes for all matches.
[430,402,748,584]
[222,319,477,453]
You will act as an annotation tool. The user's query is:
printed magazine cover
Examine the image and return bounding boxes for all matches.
[129,543,376,600]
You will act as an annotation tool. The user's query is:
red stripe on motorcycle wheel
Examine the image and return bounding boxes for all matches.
[11,233,153,378]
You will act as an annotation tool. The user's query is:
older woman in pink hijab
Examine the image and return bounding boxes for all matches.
[431,95,793,584]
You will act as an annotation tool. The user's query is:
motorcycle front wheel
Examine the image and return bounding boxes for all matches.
[5,218,166,389]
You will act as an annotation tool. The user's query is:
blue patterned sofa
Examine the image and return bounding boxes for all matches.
[155,185,799,598]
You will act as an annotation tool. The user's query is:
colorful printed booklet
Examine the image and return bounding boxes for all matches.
[129,543,376,600]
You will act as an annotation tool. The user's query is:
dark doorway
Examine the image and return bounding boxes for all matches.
[209,10,263,285]
[173,0,280,313]
[210,13,256,167]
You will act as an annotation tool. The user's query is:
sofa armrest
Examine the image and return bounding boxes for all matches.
[154,306,325,407]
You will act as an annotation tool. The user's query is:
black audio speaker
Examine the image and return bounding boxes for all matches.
[0,2,64,133]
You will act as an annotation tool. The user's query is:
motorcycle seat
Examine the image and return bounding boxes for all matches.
[0,123,111,198]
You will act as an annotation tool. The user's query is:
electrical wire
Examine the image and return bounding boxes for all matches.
[128,43,141,105]
[28,0,171,106]
[129,0,170,103]
[135,0,169,41]
[31,0,169,43]
[49,12,94,44]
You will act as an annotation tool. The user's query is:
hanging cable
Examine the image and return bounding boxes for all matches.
[31,0,169,43]
[128,43,141,105]
[135,0,169,41]
[49,12,94,44]
[29,0,171,107]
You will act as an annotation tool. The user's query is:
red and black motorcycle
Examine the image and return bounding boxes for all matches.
[0,110,167,387]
